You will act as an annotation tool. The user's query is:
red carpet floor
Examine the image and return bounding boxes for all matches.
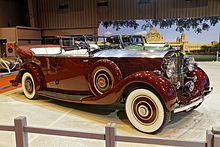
[0,72,21,94]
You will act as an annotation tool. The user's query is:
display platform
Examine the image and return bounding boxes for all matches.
[0,71,21,94]
[0,62,219,147]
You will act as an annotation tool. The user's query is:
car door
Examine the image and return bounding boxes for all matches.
[38,56,58,89]
[55,55,92,93]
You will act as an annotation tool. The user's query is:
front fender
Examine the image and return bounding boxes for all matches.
[82,71,177,111]
[178,66,211,102]
[11,62,45,91]
[121,71,177,111]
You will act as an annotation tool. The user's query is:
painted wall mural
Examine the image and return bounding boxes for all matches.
[98,17,220,61]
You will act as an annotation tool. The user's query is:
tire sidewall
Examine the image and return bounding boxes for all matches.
[125,88,165,133]
[22,72,36,99]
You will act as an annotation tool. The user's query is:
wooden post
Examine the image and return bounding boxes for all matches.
[206,130,214,147]
[27,0,35,27]
[213,127,220,147]
[109,123,116,147]
[217,51,219,62]
[105,123,116,147]
[214,135,220,147]
[105,123,111,147]
[14,116,28,147]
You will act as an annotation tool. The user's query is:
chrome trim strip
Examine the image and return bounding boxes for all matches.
[33,54,90,58]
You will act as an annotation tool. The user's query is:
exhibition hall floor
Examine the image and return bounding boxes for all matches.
[0,62,219,147]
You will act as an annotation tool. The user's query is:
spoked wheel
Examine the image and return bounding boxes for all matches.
[125,88,170,134]
[22,72,38,99]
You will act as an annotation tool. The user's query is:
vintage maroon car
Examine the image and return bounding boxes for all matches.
[11,42,212,133]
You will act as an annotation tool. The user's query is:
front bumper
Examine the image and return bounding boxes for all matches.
[173,87,213,113]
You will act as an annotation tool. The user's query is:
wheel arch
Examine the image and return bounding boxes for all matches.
[121,82,165,105]
[19,62,45,91]
[120,72,177,111]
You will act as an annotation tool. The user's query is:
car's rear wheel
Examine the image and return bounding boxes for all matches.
[125,88,170,134]
[22,72,38,99]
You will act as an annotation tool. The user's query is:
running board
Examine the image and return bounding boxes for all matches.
[37,90,92,101]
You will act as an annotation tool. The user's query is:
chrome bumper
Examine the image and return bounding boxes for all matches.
[173,87,213,113]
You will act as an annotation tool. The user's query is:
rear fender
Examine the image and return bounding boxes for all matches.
[11,62,45,90]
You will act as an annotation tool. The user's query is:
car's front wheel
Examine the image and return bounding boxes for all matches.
[22,72,38,99]
[125,88,170,134]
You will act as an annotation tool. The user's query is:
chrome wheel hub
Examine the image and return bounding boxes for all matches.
[25,78,33,93]
[98,77,107,88]
[138,105,149,117]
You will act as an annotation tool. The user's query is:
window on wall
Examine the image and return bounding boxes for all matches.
[139,0,152,4]
[59,4,68,9]
[58,1,84,12]
[97,0,108,7]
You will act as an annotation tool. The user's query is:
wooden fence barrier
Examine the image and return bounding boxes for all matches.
[0,116,220,147]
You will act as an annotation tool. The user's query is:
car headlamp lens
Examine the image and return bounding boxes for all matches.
[188,64,194,72]
[187,56,195,72]
[166,69,175,78]
[166,60,175,78]
[189,56,195,64]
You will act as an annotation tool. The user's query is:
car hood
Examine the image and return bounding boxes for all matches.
[93,49,169,58]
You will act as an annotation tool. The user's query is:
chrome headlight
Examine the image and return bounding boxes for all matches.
[186,56,195,72]
[166,59,175,78]
[188,56,195,64]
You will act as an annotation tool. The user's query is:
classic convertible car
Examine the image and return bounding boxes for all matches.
[11,38,212,133]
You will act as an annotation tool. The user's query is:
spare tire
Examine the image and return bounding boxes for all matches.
[88,59,122,96]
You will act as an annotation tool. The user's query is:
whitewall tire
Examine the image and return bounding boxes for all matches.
[22,72,38,99]
[125,88,170,133]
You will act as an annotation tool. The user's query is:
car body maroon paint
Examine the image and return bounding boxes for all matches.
[178,66,210,103]
[11,41,212,133]
[14,54,175,107]
[83,71,177,110]
[12,62,45,90]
